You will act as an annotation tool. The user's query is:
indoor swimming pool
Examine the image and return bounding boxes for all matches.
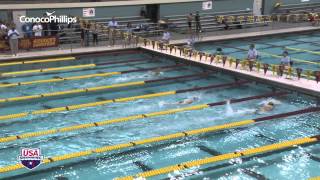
[0,49,319,180]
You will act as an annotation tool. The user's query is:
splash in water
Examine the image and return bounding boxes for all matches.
[225,99,256,117]
[225,100,234,116]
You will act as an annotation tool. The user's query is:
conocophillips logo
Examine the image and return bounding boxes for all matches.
[20,11,77,24]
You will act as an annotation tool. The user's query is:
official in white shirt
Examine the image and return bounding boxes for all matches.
[162,30,171,44]
[108,17,118,28]
[7,27,20,56]
[247,44,259,60]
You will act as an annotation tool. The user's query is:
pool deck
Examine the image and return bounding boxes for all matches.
[1,25,320,61]
[141,45,320,98]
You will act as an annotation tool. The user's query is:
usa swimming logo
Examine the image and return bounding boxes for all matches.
[18,148,44,170]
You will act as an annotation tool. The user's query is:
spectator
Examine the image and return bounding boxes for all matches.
[7,26,20,56]
[91,23,98,46]
[187,13,193,34]
[140,7,146,17]
[161,30,171,44]
[84,23,90,47]
[22,22,33,38]
[33,23,43,37]
[42,13,49,36]
[222,19,229,30]
[108,17,118,28]
[195,11,202,33]
[0,21,8,40]
[80,22,85,47]
[186,36,195,49]
[247,44,259,60]
[125,22,133,33]
[49,21,59,36]
[0,21,7,31]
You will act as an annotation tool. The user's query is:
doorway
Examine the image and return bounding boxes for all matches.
[253,0,264,15]
[146,4,159,23]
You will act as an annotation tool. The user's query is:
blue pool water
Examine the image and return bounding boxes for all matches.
[195,32,320,71]
[0,48,319,180]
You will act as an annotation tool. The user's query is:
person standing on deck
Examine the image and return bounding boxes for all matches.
[280,51,292,67]
[247,44,259,60]
[195,11,202,33]
[7,26,20,56]
[187,13,193,34]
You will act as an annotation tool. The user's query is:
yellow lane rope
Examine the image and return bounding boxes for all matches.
[117,136,320,180]
[0,64,96,77]
[0,119,263,173]
[0,71,121,88]
[0,103,208,143]
[0,57,76,67]
[259,51,320,65]
[286,47,320,56]
[309,177,320,180]
[0,81,145,103]
[0,91,176,122]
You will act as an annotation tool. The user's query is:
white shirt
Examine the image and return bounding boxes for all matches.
[108,20,118,28]
[281,56,291,64]
[33,24,43,36]
[0,24,7,30]
[162,32,171,41]
[248,48,258,59]
[8,29,20,39]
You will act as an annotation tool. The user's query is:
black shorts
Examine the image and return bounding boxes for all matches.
[188,21,192,28]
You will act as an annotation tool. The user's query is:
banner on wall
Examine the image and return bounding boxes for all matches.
[202,1,213,10]
[0,36,58,51]
[83,8,95,17]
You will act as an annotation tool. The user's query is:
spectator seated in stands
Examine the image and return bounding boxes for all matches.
[108,17,118,28]
[0,21,7,31]
[0,21,8,40]
[185,36,195,49]
[161,30,171,44]
[308,13,319,26]
[222,19,229,30]
[134,23,150,32]
[125,22,133,33]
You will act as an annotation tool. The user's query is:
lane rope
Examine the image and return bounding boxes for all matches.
[0,73,207,104]
[0,64,96,77]
[0,91,287,144]
[0,57,76,67]
[0,64,183,88]
[116,134,320,180]
[0,106,318,174]
[0,81,248,122]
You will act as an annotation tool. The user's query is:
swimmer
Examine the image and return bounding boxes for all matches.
[177,96,199,105]
[152,68,162,76]
[257,101,275,113]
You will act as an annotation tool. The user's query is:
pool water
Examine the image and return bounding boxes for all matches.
[0,49,319,180]
[195,31,320,71]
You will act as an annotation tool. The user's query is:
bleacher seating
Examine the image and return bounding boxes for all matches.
[164,10,271,33]
[58,15,163,44]
[273,2,320,14]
